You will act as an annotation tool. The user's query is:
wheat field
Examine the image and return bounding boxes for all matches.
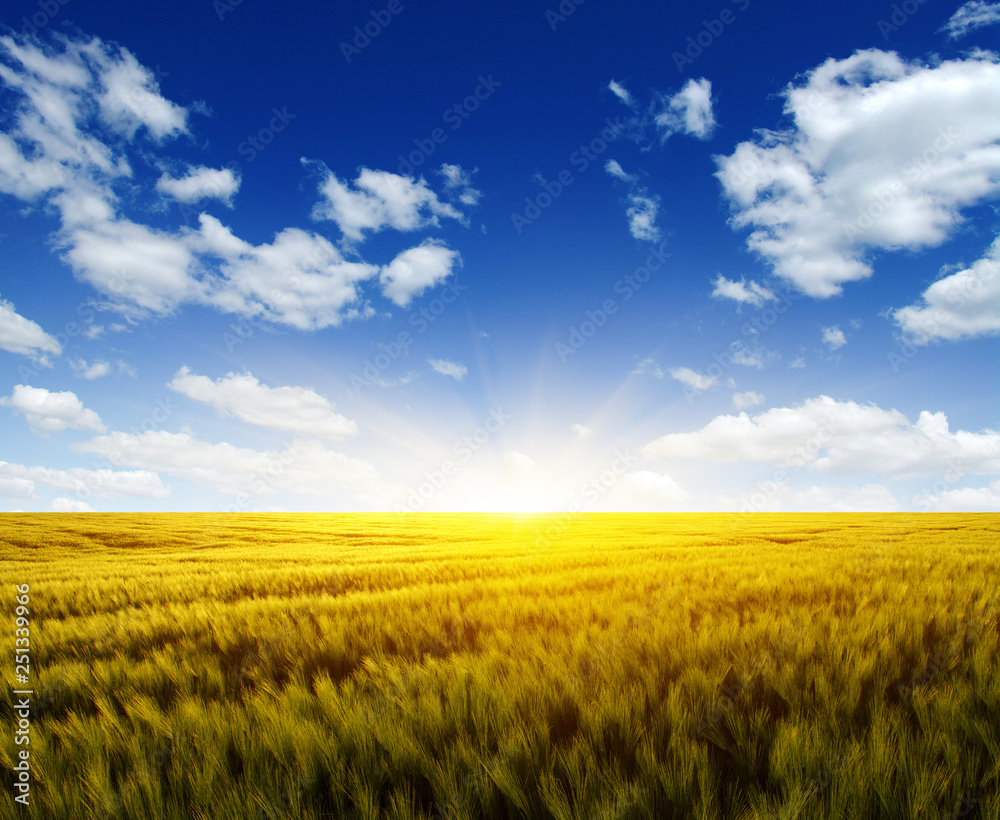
[1,513,997,820]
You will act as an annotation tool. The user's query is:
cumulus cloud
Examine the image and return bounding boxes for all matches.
[711,274,777,307]
[0,34,465,331]
[379,240,460,307]
[72,430,383,500]
[0,298,61,363]
[62,217,200,314]
[70,359,111,379]
[914,479,1000,511]
[0,385,105,434]
[669,366,716,391]
[724,482,901,512]
[49,497,95,512]
[428,358,467,380]
[644,395,1000,477]
[571,423,593,439]
[656,78,716,139]
[168,367,358,439]
[86,43,188,140]
[193,215,378,330]
[155,165,240,205]
[892,235,1000,343]
[625,193,661,242]
[607,76,716,146]
[715,50,1000,297]
[0,461,168,499]
[310,164,463,242]
[605,470,691,511]
[822,325,846,350]
[941,1,1000,37]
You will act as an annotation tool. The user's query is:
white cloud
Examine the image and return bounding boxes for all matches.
[892,235,1000,343]
[725,482,901,512]
[50,497,95,512]
[605,159,661,242]
[85,42,188,141]
[168,367,358,439]
[438,163,481,206]
[0,298,61,363]
[625,193,661,242]
[789,483,901,512]
[428,358,467,380]
[0,35,461,333]
[604,159,633,181]
[0,385,105,434]
[193,215,379,330]
[715,50,1000,297]
[155,165,240,205]
[609,77,716,148]
[310,164,463,242]
[822,325,846,350]
[914,480,1000,511]
[656,78,716,139]
[669,366,716,391]
[790,357,806,368]
[632,358,665,378]
[733,391,765,410]
[62,218,199,315]
[571,423,593,439]
[504,449,536,472]
[733,344,772,368]
[711,274,777,307]
[0,475,34,500]
[941,1,1000,37]
[73,431,383,500]
[608,79,633,106]
[70,359,111,379]
[379,240,460,308]
[644,395,1000,477]
[0,461,168,499]
[606,471,691,511]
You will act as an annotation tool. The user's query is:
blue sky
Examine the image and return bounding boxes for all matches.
[0,0,998,512]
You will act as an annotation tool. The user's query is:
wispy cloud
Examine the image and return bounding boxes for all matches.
[428,358,467,380]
